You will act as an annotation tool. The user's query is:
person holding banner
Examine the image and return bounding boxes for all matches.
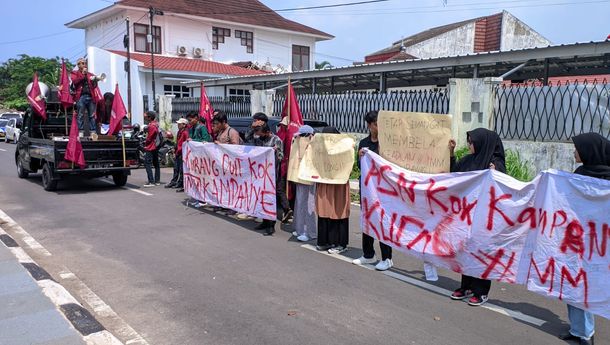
[291,125,317,242]
[213,112,242,145]
[558,132,610,345]
[315,126,351,254]
[352,111,393,270]
[186,111,211,143]
[251,124,284,236]
[244,112,269,144]
[448,128,506,306]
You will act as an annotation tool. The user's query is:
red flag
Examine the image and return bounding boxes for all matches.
[276,82,304,178]
[58,61,73,109]
[64,111,86,169]
[198,82,214,135]
[27,73,47,120]
[109,84,127,135]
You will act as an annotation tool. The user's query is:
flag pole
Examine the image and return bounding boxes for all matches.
[287,77,291,124]
[121,127,127,167]
[64,108,68,136]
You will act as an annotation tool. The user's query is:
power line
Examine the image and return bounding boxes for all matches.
[186,0,390,15]
[0,30,73,46]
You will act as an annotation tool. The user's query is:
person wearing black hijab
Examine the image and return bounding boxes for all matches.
[558,133,610,345]
[448,128,506,307]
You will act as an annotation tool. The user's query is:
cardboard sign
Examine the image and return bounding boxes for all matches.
[298,134,355,184]
[183,142,277,220]
[378,111,452,173]
[287,136,314,185]
[360,151,610,319]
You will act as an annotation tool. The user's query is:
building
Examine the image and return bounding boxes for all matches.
[65,0,333,124]
[364,11,551,63]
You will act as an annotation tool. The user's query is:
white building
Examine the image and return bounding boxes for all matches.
[66,0,333,124]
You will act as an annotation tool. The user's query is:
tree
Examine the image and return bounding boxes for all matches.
[315,61,333,70]
[0,55,71,110]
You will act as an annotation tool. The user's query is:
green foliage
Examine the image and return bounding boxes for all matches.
[0,55,72,110]
[350,149,360,180]
[315,61,333,70]
[454,147,534,182]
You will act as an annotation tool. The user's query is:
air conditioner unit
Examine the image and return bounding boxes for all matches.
[177,45,187,56]
[193,47,203,58]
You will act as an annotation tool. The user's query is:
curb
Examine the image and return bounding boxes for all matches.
[0,210,147,345]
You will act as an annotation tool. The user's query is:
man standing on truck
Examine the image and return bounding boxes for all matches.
[71,58,98,135]
[143,111,160,187]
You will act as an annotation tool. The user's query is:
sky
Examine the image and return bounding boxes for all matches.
[1,0,609,67]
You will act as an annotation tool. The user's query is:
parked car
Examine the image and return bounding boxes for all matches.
[0,112,22,120]
[227,116,329,142]
[0,119,8,139]
[4,118,22,143]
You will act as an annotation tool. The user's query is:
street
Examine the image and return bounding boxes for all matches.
[0,141,608,345]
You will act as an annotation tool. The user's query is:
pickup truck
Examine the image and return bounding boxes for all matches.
[15,101,140,191]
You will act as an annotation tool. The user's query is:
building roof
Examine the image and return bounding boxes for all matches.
[69,0,332,40]
[109,51,269,76]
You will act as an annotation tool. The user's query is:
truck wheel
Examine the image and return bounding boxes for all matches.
[17,159,29,178]
[112,172,128,187]
[41,163,58,191]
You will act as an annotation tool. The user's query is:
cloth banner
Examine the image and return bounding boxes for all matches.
[287,136,314,185]
[183,142,277,220]
[360,151,610,319]
[298,134,355,184]
[378,111,452,173]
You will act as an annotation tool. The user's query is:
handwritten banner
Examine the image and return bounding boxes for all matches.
[360,151,610,319]
[287,136,314,185]
[378,111,452,173]
[298,134,355,184]
[183,142,277,220]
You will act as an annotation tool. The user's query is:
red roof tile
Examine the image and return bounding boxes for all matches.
[109,50,269,76]
[118,0,332,39]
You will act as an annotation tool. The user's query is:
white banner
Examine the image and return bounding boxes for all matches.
[183,142,277,220]
[360,151,610,318]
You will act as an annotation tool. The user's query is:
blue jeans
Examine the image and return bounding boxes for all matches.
[144,150,160,184]
[567,305,595,339]
[77,95,96,131]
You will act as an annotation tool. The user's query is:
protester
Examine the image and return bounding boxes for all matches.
[186,111,211,142]
[448,128,506,306]
[557,132,610,345]
[96,92,113,134]
[290,125,317,242]
[213,111,242,145]
[165,118,189,192]
[70,58,98,133]
[315,126,351,254]
[251,124,284,236]
[275,116,294,223]
[143,111,161,187]
[352,111,393,270]
[244,112,269,144]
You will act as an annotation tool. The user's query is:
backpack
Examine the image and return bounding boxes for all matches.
[154,124,164,148]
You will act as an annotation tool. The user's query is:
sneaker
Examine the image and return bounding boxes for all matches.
[292,231,298,236]
[328,246,347,255]
[155,182,161,186]
[164,183,175,188]
[215,208,227,215]
[236,213,252,220]
[176,188,184,192]
[142,182,155,188]
[254,223,268,231]
[450,288,474,300]
[254,218,263,223]
[375,259,393,271]
[316,244,333,251]
[281,209,293,223]
[263,227,275,236]
[467,295,489,306]
[352,256,378,265]
[297,235,310,242]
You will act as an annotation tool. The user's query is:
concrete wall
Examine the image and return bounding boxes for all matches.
[404,22,476,59]
[503,140,577,174]
[500,11,551,51]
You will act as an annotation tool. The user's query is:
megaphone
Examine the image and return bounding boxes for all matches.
[25,81,50,99]
[90,73,106,82]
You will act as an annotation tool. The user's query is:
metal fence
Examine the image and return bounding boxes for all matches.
[171,96,251,121]
[273,90,450,133]
[493,80,610,142]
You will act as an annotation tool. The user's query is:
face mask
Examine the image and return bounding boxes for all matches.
[253,134,261,139]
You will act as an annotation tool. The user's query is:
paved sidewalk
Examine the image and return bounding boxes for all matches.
[0,239,86,345]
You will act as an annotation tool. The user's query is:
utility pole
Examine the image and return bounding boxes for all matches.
[124,17,132,120]
[148,6,164,112]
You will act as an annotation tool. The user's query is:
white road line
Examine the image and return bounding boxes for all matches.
[301,244,547,327]
[99,179,153,196]
[0,148,7,152]
[0,210,51,256]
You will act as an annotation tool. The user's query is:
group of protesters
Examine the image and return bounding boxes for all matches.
[141,107,608,345]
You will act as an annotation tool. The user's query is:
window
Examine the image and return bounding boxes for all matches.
[292,45,310,71]
[228,88,250,102]
[164,85,190,98]
[212,27,231,50]
[235,30,253,53]
[134,23,162,54]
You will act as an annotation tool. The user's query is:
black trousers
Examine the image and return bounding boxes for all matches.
[317,217,349,247]
[144,150,160,184]
[170,155,183,187]
[362,233,392,260]
[460,275,491,297]
[277,175,290,215]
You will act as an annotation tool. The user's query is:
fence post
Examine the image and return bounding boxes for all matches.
[448,77,502,148]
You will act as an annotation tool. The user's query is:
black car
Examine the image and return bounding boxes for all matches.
[227,116,328,141]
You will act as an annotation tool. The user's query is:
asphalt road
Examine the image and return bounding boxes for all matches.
[0,141,608,345]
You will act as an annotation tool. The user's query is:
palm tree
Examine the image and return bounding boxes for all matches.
[315,61,333,70]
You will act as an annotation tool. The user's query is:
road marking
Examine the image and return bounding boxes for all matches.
[99,179,153,196]
[0,148,7,152]
[0,210,51,256]
[301,244,547,327]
